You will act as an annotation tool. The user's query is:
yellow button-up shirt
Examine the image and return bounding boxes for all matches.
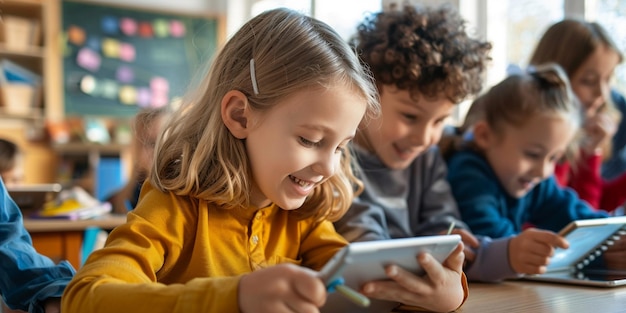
[62,181,347,312]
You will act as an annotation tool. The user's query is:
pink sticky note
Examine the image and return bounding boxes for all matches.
[119,42,136,62]
[76,48,101,72]
[120,17,138,36]
[150,91,168,108]
[150,77,169,93]
[170,20,186,37]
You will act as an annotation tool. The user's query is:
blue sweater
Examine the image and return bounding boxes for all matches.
[0,179,75,312]
[447,150,608,238]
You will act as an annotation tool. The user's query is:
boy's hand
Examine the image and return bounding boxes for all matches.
[238,263,326,313]
[361,242,465,313]
[509,228,569,275]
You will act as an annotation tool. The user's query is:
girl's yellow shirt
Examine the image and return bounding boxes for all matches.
[61,181,347,312]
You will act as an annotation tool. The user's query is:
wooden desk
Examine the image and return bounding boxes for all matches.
[23,214,127,269]
[458,280,626,312]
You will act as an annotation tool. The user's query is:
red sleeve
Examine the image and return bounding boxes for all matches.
[567,152,602,210]
[601,173,626,212]
[554,161,570,187]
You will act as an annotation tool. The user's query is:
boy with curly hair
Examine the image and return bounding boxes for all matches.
[334,4,520,282]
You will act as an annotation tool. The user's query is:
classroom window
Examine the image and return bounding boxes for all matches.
[590,0,626,95]
[250,0,382,40]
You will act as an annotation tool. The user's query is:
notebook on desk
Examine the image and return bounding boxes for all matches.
[7,183,63,212]
[523,216,626,287]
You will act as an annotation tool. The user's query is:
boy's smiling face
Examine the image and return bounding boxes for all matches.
[357,85,454,169]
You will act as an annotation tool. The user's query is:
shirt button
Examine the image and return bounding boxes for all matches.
[251,235,259,245]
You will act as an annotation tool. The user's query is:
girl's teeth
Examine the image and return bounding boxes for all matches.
[293,177,309,187]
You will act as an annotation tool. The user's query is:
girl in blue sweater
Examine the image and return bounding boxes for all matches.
[446,63,625,274]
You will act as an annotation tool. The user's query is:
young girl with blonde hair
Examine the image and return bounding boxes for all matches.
[62,8,466,313]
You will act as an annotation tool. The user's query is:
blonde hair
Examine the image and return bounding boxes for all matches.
[150,8,380,221]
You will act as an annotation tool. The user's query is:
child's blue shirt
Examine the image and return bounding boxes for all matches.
[0,179,75,313]
[447,149,608,238]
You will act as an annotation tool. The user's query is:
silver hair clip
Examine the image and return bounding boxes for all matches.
[250,59,259,95]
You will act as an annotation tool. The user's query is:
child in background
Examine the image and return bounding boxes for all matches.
[446,64,625,274]
[0,177,75,313]
[0,138,24,187]
[333,3,525,282]
[528,19,626,212]
[107,107,168,213]
[62,8,466,313]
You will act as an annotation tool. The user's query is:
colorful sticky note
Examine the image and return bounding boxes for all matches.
[136,87,151,108]
[100,79,119,100]
[138,22,153,38]
[119,43,136,62]
[76,48,101,72]
[101,16,119,35]
[67,25,86,46]
[151,91,168,108]
[169,20,186,37]
[119,86,137,105]
[119,17,138,36]
[102,38,121,58]
[150,77,169,93]
[115,65,134,83]
[153,19,169,37]
[80,75,99,96]
[86,36,101,52]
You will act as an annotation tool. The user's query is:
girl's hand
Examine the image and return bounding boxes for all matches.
[582,112,617,154]
[509,228,569,275]
[238,263,326,313]
[360,242,466,313]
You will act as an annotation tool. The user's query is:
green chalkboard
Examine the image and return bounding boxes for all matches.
[62,0,221,117]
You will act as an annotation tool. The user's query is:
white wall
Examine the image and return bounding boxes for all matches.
[80,0,227,15]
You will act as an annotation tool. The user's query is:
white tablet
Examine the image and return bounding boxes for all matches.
[318,234,461,313]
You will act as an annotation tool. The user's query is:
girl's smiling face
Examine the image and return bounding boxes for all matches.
[243,85,367,210]
[474,113,577,198]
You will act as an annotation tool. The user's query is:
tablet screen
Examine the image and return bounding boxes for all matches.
[548,223,624,271]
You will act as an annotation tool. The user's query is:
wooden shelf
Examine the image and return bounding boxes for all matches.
[53,142,130,155]
[0,44,45,58]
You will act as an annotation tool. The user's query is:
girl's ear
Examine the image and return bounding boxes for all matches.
[472,120,492,150]
[221,90,250,139]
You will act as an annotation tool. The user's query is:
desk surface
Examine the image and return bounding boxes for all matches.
[459,280,626,313]
[23,214,127,232]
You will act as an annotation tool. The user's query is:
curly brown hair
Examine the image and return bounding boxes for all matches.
[352,3,492,103]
